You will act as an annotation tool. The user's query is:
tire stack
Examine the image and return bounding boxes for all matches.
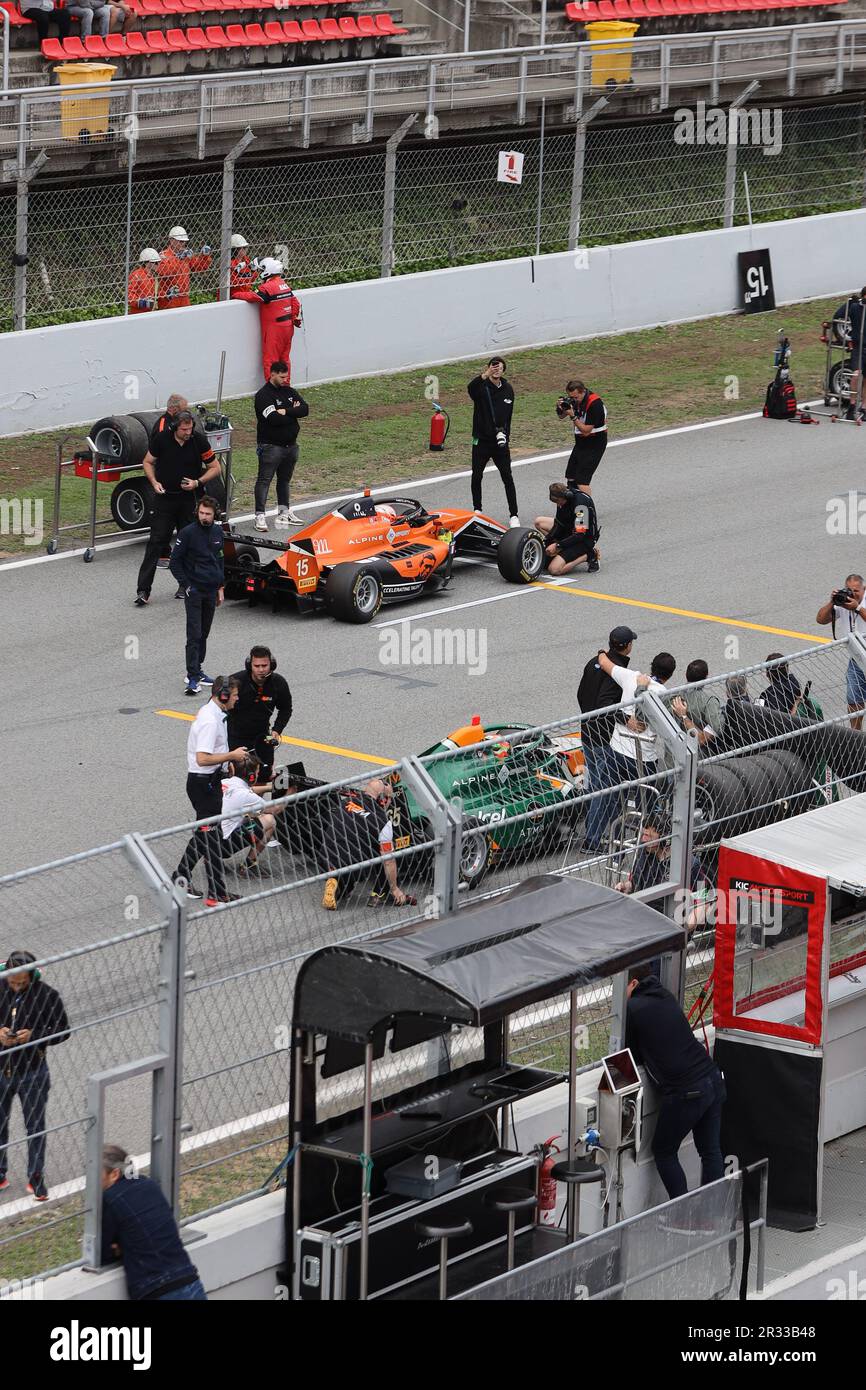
[88,412,226,529]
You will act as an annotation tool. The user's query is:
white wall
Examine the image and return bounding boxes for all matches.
[2,208,864,438]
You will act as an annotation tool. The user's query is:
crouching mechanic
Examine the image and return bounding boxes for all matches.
[321,778,415,910]
[534,481,600,575]
[219,753,278,881]
[228,646,293,778]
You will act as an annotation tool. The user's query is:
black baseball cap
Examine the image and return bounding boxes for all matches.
[610,625,637,647]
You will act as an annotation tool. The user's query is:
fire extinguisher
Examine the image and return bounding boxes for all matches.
[429,401,450,452]
[536,1134,562,1226]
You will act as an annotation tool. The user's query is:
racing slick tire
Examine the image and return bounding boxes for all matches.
[326,563,383,624]
[110,475,151,530]
[223,543,259,600]
[496,527,546,585]
[458,816,490,889]
[90,414,150,469]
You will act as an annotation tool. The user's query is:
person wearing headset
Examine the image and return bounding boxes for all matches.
[219,753,280,881]
[0,951,70,1202]
[228,645,293,779]
[173,676,248,907]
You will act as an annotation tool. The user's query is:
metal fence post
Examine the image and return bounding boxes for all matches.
[710,37,720,107]
[660,39,670,110]
[574,43,586,121]
[13,143,48,334]
[568,95,607,252]
[463,0,471,52]
[723,81,760,229]
[219,127,255,302]
[645,692,699,1005]
[400,756,463,919]
[122,88,138,318]
[517,53,528,125]
[0,9,10,103]
[381,113,417,280]
[787,27,800,99]
[834,22,846,93]
[123,832,187,1216]
[302,70,312,149]
[196,80,209,161]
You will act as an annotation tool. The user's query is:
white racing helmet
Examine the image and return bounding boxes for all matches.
[260,257,283,277]
[139,247,160,264]
[230,233,249,249]
[168,225,189,242]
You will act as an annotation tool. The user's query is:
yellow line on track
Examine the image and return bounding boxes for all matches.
[155,709,395,766]
[534,583,830,645]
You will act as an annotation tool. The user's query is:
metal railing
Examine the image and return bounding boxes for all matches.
[1,638,864,1281]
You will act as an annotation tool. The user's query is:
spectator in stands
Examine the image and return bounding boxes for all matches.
[20,0,70,41]
[127,248,160,315]
[108,0,135,31]
[724,672,750,705]
[67,0,111,37]
[235,258,303,382]
[156,226,213,311]
[757,654,802,715]
[467,357,519,527]
[101,1145,207,1300]
[0,951,70,1203]
[670,659,723,749]
[577,625,635,852]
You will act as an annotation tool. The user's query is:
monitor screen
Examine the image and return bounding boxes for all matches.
[602,1048,640,1093]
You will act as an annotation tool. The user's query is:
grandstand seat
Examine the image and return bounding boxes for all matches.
[628,0,647,15]
[243,21,268,43]
[674,0,696,14]
[184,25,210,46]
[375,13,408,33]
[61,36,88,57]
[281,19,303,41]
[41,37,67,58]
[145,28,170,49]
[338,14,361,36]
[204,24,231,45]
[357,15,377,37]
[320,16,342,40]
[1,3,29,24]
[139,0,165,13]
[659,0,678,12]
[224,23,248,44]
[597,0,616,14]
[165,26,190,48]
[125,30,149,52]
[263,19,285,41]
[301,18,324,39]
[568,1,602,18]
[105,32,127,53]
[84,34,108,54]
[612,0,631,15]
[644,0,663,14]
[162,0,189,13]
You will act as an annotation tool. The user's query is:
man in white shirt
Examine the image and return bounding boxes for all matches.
[588,649,677,848]
[219,755,278,880]
[173,676,248,906]
[816,573,866,727]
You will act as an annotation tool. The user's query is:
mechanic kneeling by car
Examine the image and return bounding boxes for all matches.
[321,778,415,911]
[534,482,600,575]
[228,645,293,778]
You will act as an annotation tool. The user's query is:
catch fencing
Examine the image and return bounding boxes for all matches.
[3,42,866,329]
[1,636,865,1282]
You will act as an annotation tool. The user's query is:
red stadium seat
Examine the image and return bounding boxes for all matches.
[224,23,248,44]
[1,3,29,25]
[282,19,303,40]
[125,30,149,51]
[185,25,210,46]
[145,28,169,49]
[244,21,271,43]
[205,24,231,44]
[162,0,188,12]
[83,33,107,54]
[357,15,377,36]
[338,15,361,36]
[139,0,165,13]
[41,37,67,58]
[165,26,190,47]
[264,20,285,41]
[659,0,678,12]
[105,32,127,53]
[301,19,323,39]
[612,0,632,14]
[644,0,663,13]
[62,36,88,57]
[374,11,407,31]
[628,0,647,15]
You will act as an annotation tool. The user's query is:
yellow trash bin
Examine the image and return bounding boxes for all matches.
[585,21,639,89]
[55,62,117,142]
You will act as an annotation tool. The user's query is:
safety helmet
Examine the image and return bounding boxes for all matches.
[168,225,189,242]
[260,257,283,277]
[139,247,160,264]
[230,233,249,249]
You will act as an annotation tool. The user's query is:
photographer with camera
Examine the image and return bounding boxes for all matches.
[556,379,608,495]
[534,481,600,575]
[228,645,293,780]
[817,574,866,727]
[467,357,519,526]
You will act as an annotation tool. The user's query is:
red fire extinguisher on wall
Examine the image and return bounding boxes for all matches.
[429,401,450,452]
[536,1134,562,1226]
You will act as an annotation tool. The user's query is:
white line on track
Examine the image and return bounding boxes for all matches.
[0,408,764,574]
[373,575,576,627]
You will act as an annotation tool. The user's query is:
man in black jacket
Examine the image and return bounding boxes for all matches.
[253,360,309,532]
[467,357,519,525]
[577,625,635,850]
[101,1144,206,1299]
[0,951,70,1201]
[626,964,725,1200]
[169,495,225,696]
[228,645,293,778]
[135,411,221,607]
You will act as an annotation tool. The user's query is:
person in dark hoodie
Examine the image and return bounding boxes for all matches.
[0,950,70,1202]
[169,494,225,696]
[577,626,636,852]
[625,962,725,1199]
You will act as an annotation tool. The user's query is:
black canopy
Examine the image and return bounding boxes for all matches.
[293,874,684,1043]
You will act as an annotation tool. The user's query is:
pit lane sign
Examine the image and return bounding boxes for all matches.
[738,248,776,314]
[497,151,525,185]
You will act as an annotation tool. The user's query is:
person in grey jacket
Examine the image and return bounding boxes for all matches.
[21,0,70,41]
[67,0,111,37]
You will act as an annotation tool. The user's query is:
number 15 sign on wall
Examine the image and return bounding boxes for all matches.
[738,249,776,314]
[497,150,525,185]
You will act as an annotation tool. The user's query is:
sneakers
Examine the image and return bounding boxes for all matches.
[254,513,269,532]
[587,549,600,573]
[185,678,201,696]
[204,893,241,908]
[509,516,521,528]
[134,591,149,607]
[0,1176,8,1192]
[156,556,170,569]
[322,877,338,910]
[473,509,483,517]
[285,507,303,525]
[199,672,214,686]
[237,858,272,880]
[27,1174,48,1202]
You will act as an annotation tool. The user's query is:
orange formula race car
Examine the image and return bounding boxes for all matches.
[222,492,546,623]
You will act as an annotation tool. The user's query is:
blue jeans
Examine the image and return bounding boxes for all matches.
[652,1069,726,1200]
[0,1064,50,1179]
[583,744,638,848]
[153,1277,207,1301]
[847,658,866,707]
[184,589,217,682]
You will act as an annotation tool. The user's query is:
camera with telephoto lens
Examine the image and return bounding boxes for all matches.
[833,585,855,607]
[555,395,573,419]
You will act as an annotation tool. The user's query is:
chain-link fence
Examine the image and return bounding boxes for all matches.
[2,638,866,1282]
[4,97,866,332]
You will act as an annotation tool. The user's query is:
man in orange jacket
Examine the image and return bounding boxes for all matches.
[233,257,302,382]
[127,248,160,315]
[228,234,256,298]
[156,226,213,311]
